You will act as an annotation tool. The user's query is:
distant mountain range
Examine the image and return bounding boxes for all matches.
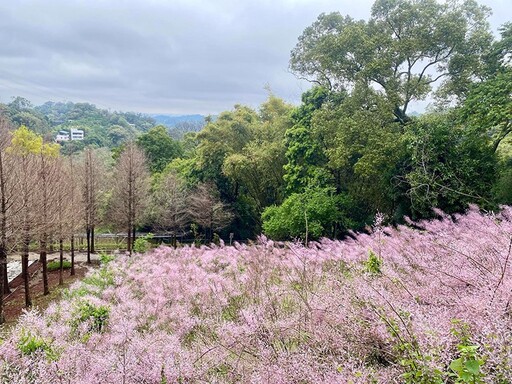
[151,114,213,140]
[151,114,205,127]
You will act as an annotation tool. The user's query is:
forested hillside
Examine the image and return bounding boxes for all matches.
[0,98,155,150]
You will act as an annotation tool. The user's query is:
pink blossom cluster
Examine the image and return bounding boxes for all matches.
[1,206,511,383]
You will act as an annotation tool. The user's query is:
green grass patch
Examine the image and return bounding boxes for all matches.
[47,260,72,272]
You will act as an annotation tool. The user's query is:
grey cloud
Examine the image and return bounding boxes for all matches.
[0,0,506,115]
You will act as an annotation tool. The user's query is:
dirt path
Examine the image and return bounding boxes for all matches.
[7,250,101,263]
[1,258,99,328]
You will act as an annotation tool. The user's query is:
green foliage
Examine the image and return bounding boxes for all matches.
[1,100,156,149]
[460,68,512,153]
[137,126,183,173]
[133,233,154,254]
[108,124,133,147]
[190,223,201,246]
[62,261,116,300]
[8,125,44,156]
[72,301,110,334]
[386,318,486,383]
[262,187,349,240]
[290,0,492,117]
[81,267,115,291]
[8,126,60,170]
[311,89,406,216]
[283,86,332,194]
[494,161,512,205]
[221,294,246,322]
[212,233,220,246]
[194,104,258,194]
[182,324,218,347]
[7,97,50,134]
[227,194,261,240]
[47,260,72,272]
[17,330,58,361]
[99,252,115,265]
[404,113,497,216]
[190,96,293,238]
[379,312,444,384]
[449,320,485,383]
[364,250,382,275]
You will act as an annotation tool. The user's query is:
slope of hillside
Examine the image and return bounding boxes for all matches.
[1,207,511,382]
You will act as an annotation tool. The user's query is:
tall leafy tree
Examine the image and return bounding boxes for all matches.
[137,125,183,173]
[194,105,258,201]
[283,86,333,194]
[404,113,497,216]
[459,23,512,152]
[222,96,293,209]
[290,0,492,122]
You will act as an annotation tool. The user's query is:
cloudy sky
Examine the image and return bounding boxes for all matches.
[0,0,509,115]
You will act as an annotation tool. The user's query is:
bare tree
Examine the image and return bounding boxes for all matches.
[82,147,101,263]
[35,142,60,295]
[188,182,233,242]
[151,171,189,246]
[0,116,18,323]
[55,158,68,285]
[9,126,42,307]
[109,142,150,255]
[67,155,82,276]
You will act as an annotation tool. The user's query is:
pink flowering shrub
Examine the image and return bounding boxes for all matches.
[1,205,512,383]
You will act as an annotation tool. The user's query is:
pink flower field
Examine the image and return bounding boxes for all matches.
[1,206,512,383]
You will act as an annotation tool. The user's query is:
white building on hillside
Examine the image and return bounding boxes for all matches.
[70,128,84,140]
[56,130,70,142]
[55,129,85,142]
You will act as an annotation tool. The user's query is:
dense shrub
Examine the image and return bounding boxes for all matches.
[262,187,346,240]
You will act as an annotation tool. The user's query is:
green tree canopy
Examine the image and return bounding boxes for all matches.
[136,125,183,174]
[262,187,353,241]
[290,0,492,122]
[404,113,497,216]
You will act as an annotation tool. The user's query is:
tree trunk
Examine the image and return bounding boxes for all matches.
[0,150,9,324]
[132,226,136,252]
[91,225,95,254]
[0,246,6,324]
[70,234,75,276]
[86,226,91,264]
[1,250,8,294]
[40,236,49,295]
[22,234,31,307]
[127,226,132,256]
[59,237,64,285]
[1,245,9,294]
